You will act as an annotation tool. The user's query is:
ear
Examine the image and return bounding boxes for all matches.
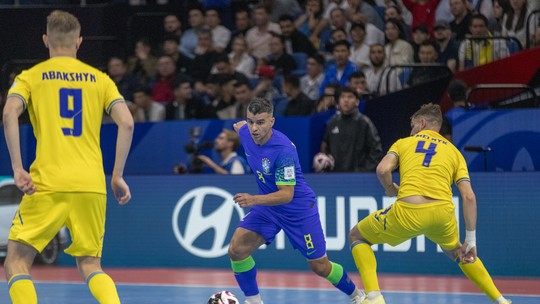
[42,35,49,48]
[76,36,83,50]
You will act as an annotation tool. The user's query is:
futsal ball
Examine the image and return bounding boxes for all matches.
[312,153,335,172]
[207,290,239,304]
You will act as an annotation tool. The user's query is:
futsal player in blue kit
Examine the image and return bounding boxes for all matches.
[229,97,365,304]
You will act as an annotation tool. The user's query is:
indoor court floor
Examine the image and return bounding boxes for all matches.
[0,266,539,303]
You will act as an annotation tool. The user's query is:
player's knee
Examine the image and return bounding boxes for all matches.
[348,225,363,244]
[227,242,246,260]
[308,258,331,277]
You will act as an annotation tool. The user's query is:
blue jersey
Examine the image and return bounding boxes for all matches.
[238,125,317,216]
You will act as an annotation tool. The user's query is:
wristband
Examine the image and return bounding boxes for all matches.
[464,230,476,253]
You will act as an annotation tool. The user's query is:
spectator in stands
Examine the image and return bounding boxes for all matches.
[126,37,157,86]
[348,71,371,113]
[205,8,231,53]
[180,6,206,59]
[191,28,219,94]
[489,0,511,35]
[202,74,229,118]
[282,74,316,116]
[253,65,281,103]
[501,0,535,48]
[400,0,441,33]
[406,41,445,87]
[226,8,252,53]
[384,4,412,41]
[316,83,340,113]
[216,75,240,119]
[364,43,387,94]
[130,87,166,122]
[228,35,257,78]
[152,55,176,103]
[295,0,326,45]
[322,28,349,56]
[266,33,297,76]
[162,34,193,75]
[458,14,509,70]
[265,0,303,23]
[166,77,205,120]
[433,20,459,72]
[342,0,385,31]
[384,18,414,65]
[412,24,430,62]
[163,14,182,39]
[212,52,250,83]
[320,40,360,96]
[301,53,326,101]
[437,0,494,26]
[320,86,383,172]
[233,80,253,119]
[349,22,371,69]
[246,4,282,59]
[107,56,139,102]
[450,0,473,41]
[443,78,471,141]
[197,129,250,174]
[279,14,318,56]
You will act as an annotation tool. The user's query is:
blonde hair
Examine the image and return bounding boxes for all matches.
[46,10,81,48]
[222,129,241,151]
[410,103,443,128]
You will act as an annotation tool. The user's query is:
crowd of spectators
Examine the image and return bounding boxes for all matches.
[1,0,539,173]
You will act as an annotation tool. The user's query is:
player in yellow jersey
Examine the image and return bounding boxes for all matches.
[2,10,134,304]
[349,104,512,304]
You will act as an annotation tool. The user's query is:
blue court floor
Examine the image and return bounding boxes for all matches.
[1,282,539,304]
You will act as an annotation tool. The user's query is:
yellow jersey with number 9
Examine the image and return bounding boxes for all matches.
[7,56,124,194]
[388,130,470,202]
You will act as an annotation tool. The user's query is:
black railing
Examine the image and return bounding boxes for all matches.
[468,83,539,109]
[460,36,522,70]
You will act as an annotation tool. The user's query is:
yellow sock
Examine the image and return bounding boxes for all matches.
[8,273,37,304]
[459,257,502,301]
[351,242,380,293]
[87,271,121,304]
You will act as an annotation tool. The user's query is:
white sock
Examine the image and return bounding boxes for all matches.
[367,291,381,300]
[245,294,263,304]
[350,288,366,299]
[494,296,508,303]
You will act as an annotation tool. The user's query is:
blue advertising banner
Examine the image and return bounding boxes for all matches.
[56,172,540,277]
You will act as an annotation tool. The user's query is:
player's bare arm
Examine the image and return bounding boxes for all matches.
[457,180,478,263]
[3,96,36,195]
[376,153,399,197]
[233,120,247,133]
[109,101,134,205]
[234,185,294,207]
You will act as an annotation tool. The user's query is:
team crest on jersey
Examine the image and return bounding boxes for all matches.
[262,158,271,174]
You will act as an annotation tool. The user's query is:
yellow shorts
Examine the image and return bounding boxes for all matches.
[9,192,106,257]
[357,200,459,251]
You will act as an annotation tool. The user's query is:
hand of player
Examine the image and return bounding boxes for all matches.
[459,242,477,264]
[233,193,256,208]
[13,167,36,195]
[385,182,399,197]
[233,121,247,132]
[111,175,131,205]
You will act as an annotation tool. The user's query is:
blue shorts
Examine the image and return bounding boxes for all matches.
[238,206,326,260]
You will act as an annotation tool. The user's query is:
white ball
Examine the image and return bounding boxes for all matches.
[207,290,239,304]
[312,153,335,173]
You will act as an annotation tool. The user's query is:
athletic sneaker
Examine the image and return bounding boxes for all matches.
[361,294,386,304]
[496,300,512,304]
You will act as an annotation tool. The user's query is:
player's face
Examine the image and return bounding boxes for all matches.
[246,111,275,145]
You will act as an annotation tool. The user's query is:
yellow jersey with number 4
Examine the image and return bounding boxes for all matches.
[7,56,124,194]
[388,130,470,202]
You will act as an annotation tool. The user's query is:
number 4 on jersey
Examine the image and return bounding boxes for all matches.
[415,141,437,167]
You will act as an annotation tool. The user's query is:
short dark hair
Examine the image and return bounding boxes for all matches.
[134,86,152,96]
[419,40,437,51]
[309,53,326,66]
[349,71,366,81]
[163,34,179,44]
[213,52,230,65]
[350,22,366,32]
[248,97,273,115]
[337,86,358,99]
[278,14,294,23]
[448,79,468,102]
[332,39,351,51]
[172,75,192,89]
[470,14,488,27]
[283,74,300,88]
[234,80,251,89]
